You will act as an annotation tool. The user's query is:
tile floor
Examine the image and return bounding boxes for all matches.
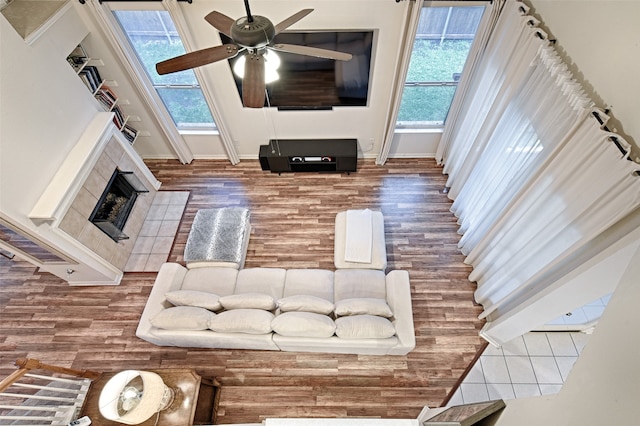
[448,331,591,405]
[124,191,189,272]
[543,294,611,329]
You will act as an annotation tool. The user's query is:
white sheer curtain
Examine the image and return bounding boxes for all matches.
[435,0,505,164]
[472,112,640,319]
[452,45,593,255]
[377,0,423,165]
[440,2,546,192]
[436,0,640,332]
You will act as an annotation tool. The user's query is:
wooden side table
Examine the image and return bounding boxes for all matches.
[80,369,220,425]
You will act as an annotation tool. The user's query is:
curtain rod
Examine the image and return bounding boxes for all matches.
[592,111,630,159]
[78,0,192,4]
[592,111,640,176]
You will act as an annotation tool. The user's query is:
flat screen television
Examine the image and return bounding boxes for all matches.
[221,31,374,109]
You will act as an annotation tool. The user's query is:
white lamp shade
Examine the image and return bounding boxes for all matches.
[233,50,281,83]
[99,370,169,425]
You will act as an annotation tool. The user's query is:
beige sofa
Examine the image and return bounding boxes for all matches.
[136,264,415,355]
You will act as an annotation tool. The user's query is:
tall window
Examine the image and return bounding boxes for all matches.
[397,5,485,127]
[114,10,216,130]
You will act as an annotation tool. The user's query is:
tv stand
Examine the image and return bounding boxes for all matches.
[259,139,357,174]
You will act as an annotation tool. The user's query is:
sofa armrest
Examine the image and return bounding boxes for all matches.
[136,263,188,343]
[385,270,416,355]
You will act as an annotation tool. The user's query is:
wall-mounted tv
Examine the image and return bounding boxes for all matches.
[221,31,374,109]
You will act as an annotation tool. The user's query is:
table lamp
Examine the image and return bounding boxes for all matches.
[98,370,174,425]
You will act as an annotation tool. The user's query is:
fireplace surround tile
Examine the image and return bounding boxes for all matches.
[104,137,125,164]
[83,168,109,201]
[94,152,117,182]
[78,221,104,252]
[139,220,161,237]
[157,220,180,237]
[59,206,87,239]
[73,187,98,218]
[123,190,189,272]
[146,204,168,221]
[132,236,155,254]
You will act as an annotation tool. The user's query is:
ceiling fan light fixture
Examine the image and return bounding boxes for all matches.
[233,50,281,83]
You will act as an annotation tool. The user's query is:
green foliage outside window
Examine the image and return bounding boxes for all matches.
[398,39,473,125]
[398,5,484,127]
[114,10,215,128]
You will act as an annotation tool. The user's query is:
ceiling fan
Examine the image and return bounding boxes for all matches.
[156,0,353,108]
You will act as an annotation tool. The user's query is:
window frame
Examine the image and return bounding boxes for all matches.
[397,2,488,130]
[106,3,217,133]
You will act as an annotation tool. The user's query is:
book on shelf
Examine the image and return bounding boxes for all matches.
[121,124,138,143]
[100,85,117,102]
[95,91,115,111]
[67,44,88,70]
[79,65,102,93]
[95,86,117,111]
[112,105,125,129]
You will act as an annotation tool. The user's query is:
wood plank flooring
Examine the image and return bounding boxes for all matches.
[0,158,485,424]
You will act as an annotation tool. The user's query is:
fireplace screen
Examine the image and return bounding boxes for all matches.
[89,169,148,242]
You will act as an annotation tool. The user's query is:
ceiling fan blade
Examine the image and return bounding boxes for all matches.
[271,43,353,61]
[243,53,266,108]
[274,9,313,35]
[156,44,240,75]
[204,11,235,38]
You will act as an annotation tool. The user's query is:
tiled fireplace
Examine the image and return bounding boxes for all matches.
[28,113,160,284]
[57,135,157,271]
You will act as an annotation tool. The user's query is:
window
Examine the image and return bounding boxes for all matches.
[397,5,485,127]
[113,10,216,130]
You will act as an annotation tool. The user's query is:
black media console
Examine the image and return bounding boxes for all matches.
[259,139,357,174]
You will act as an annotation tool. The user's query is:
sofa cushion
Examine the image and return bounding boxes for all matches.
[283,269,334,302]
[272,312,336,338]
[334,298,393,318]
[277,295,335,315]
[150,306,213,330]
[208,309,274,334]
[334,269,387,301]
[335,315,396,339]
[235,268,286,299]
[219,292,277,311]
[165,290,222,311]
[181,267,238,295]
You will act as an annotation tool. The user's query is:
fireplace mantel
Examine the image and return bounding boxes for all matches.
[28,113,159,224]
[24,111,161,285]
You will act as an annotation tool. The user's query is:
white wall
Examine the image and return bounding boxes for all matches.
[152,0,415,160]
[528,0,640,155]
[493,242,640,425]
[0,5,96,222]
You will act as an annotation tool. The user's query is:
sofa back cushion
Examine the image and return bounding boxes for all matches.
[165,290,222,311]
[333,269,386,301]
[219,292,277,311]
[209,309,274,334]
[335,315,396,339]
[334,298,393,318]
[272,312,336,338]
[283,269,334,302]
[150,306,213,330]
[277,295,335,315]
[181,267,238,295]
[235,268,286,299]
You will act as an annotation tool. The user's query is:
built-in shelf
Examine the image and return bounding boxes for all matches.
[67,41,139,144]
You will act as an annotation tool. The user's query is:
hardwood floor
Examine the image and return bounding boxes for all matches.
[0,158,485,424]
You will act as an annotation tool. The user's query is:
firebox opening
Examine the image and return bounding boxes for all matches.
[89,169,147,242]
